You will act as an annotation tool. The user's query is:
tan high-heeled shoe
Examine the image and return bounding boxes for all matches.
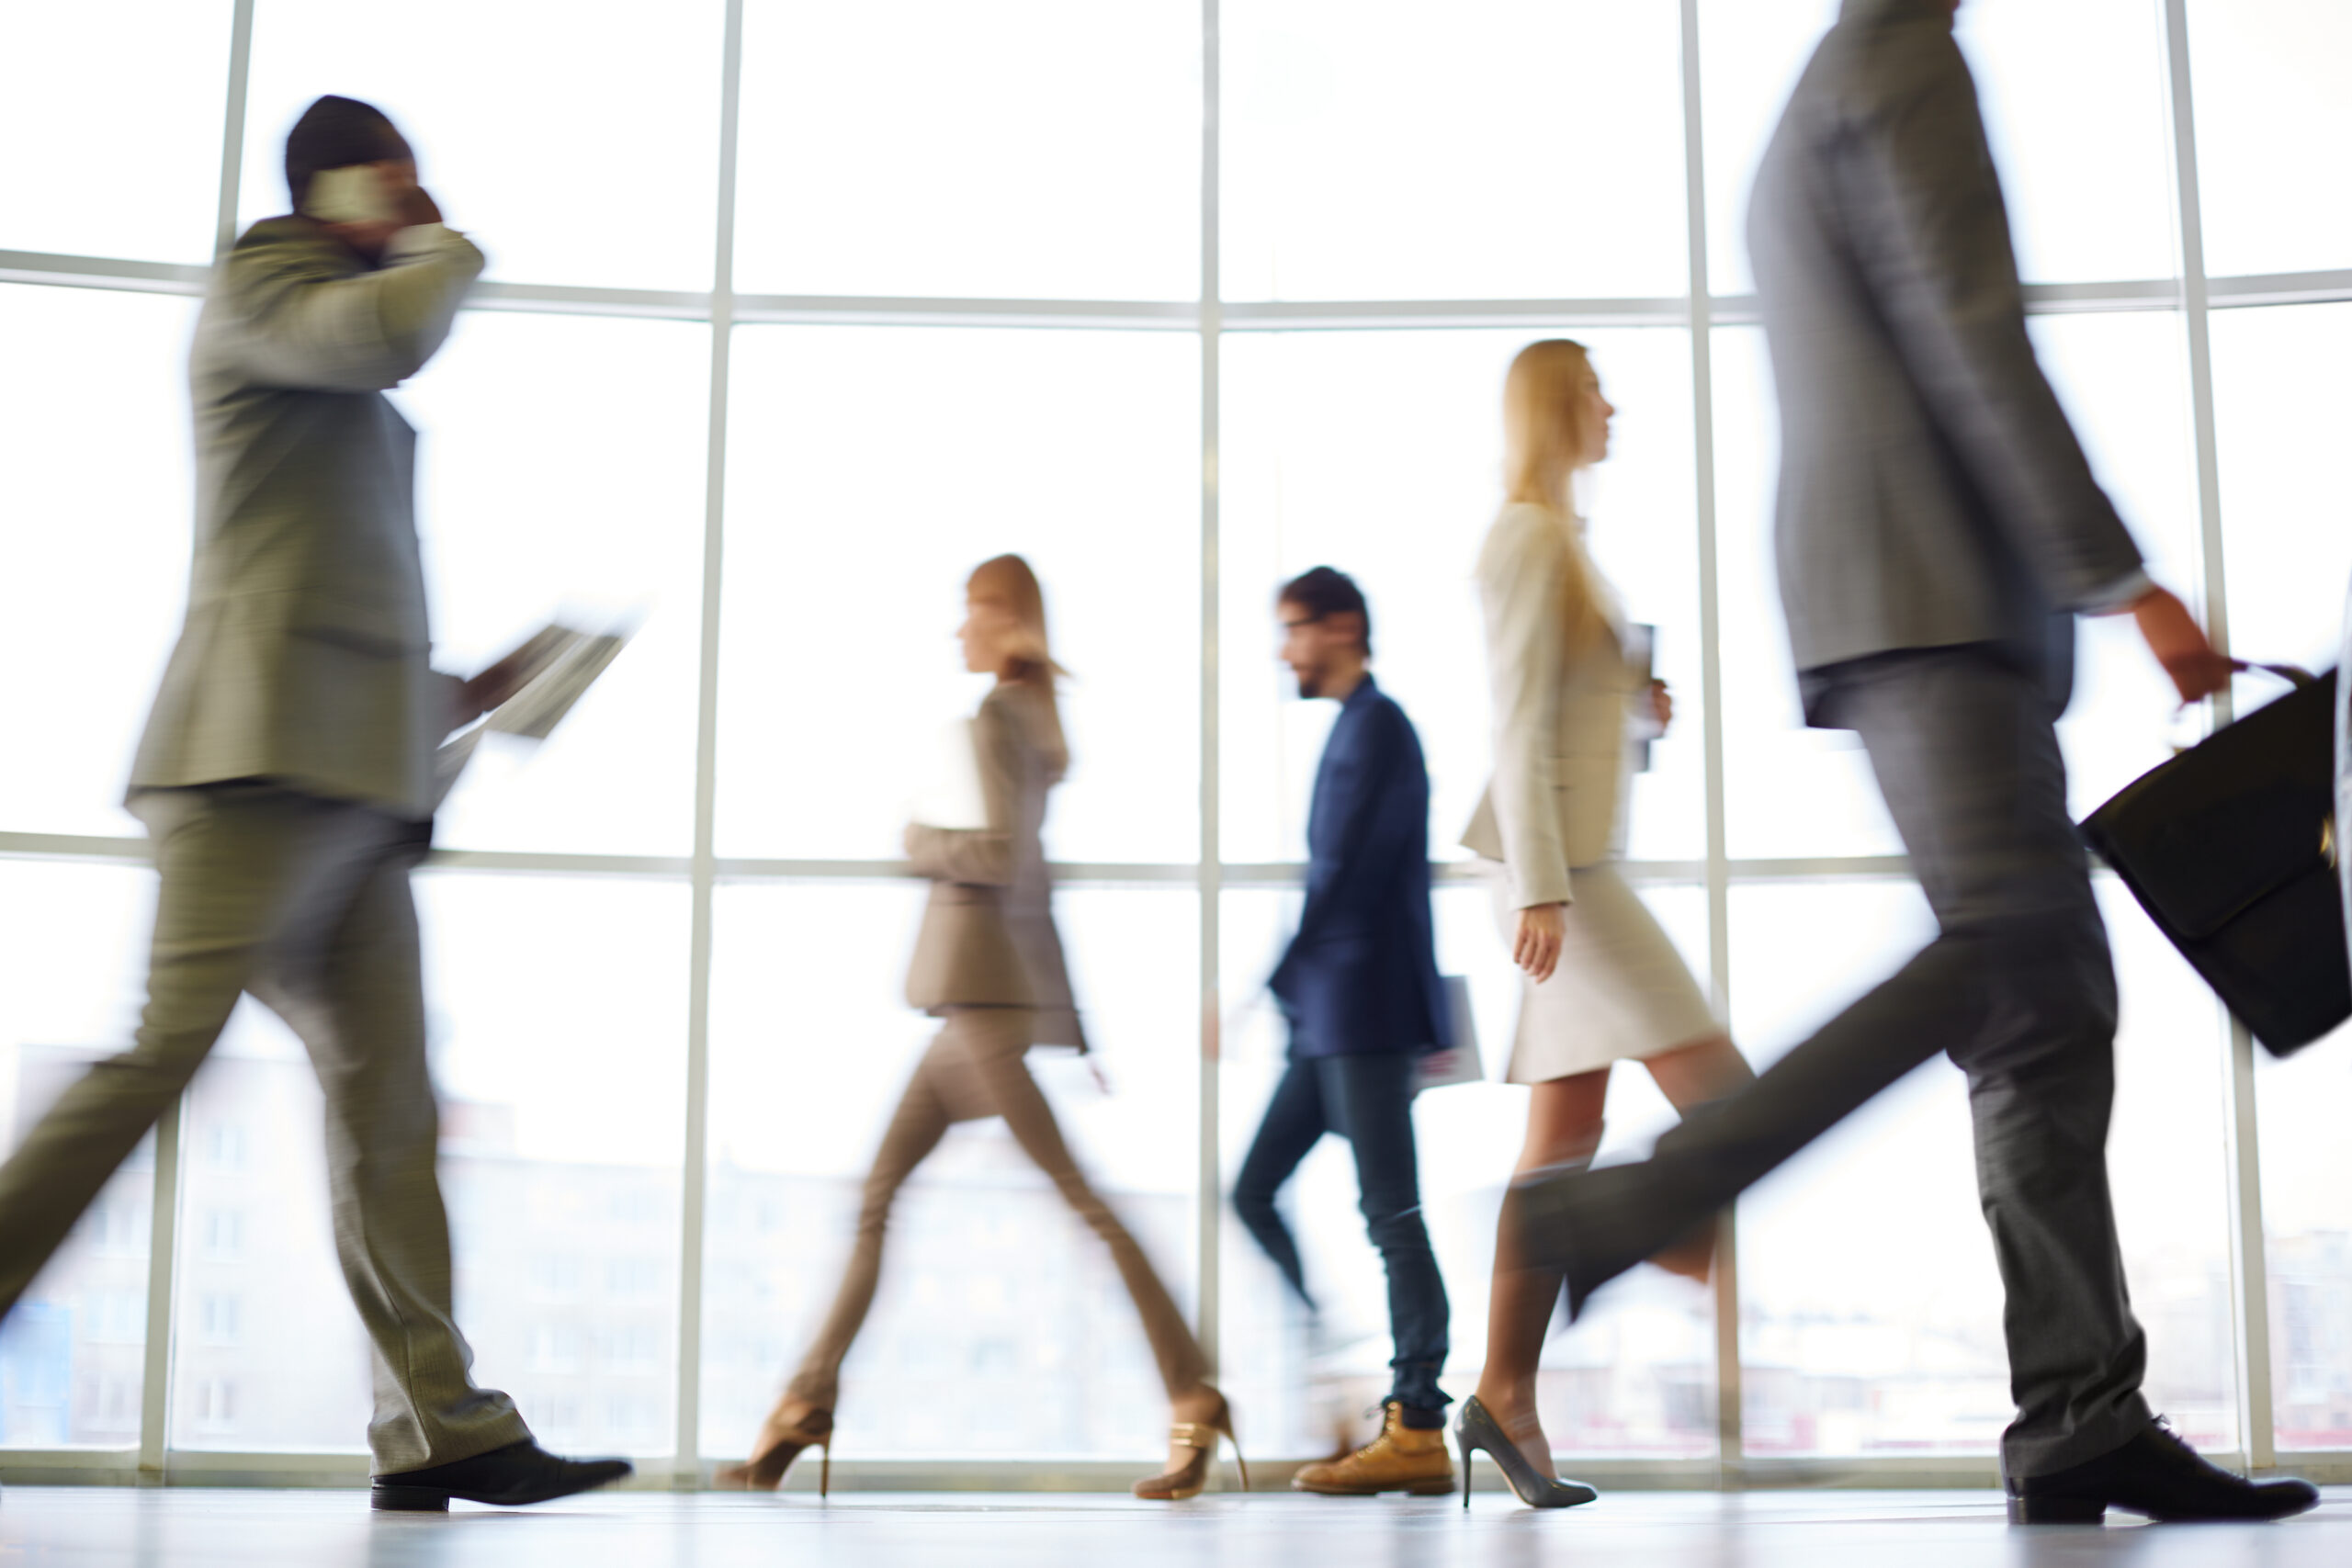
[714,1406,834,1496]
[1132,1386,1247,1501]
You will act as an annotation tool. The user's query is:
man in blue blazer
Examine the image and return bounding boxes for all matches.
[1238,567,1456,1496]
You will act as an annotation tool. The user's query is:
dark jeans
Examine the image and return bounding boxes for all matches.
[1232,1049,1451,1416]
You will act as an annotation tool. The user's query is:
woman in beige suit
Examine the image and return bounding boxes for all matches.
[1453,341,1754,1506]
[719,555,1241,1501]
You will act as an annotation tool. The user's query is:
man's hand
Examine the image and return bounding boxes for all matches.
[319,162,443,256]
[453,642,538,727]
[1649,679,1674,733]
[1513,902,1567,984]
[2126,586,2233,705]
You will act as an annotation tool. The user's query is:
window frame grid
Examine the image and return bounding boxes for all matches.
[2,0,2350,1488]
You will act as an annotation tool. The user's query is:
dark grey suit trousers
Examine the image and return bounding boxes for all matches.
[1541,646,2152,1479]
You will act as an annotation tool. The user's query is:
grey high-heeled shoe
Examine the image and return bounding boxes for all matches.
[1453,1396,1597,1510]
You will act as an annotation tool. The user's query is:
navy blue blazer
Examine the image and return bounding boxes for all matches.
[1268,675,1452,1058]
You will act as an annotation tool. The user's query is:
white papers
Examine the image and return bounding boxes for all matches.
[484,624,629,740]
[910,717,989,830]
[430,620,630,810]
[1623,621,1660,773]
[1413,976,1486,1093]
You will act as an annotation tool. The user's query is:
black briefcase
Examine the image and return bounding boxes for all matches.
[2079,668,2348,1057]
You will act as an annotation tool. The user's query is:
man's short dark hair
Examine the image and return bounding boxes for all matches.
[1278,566,1372,660]
[285,95,409,211]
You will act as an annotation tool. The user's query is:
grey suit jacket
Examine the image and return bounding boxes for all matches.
[128,218,485,820]
[902,682,1085,1049]
[1748,0,2144,717]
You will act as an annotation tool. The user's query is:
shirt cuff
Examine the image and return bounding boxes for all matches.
[2080,568,2155,615]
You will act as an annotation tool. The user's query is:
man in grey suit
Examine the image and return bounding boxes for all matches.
[1518,0,2316,1525]
[0,96,628,1511]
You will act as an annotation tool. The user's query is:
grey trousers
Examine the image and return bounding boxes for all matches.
[783,1006,1208,1412]
[1541,648,2152,1479]
[0,783,528,1472]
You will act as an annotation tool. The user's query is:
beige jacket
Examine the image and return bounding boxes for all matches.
[1461,503,1635,909]
[129,218,485,820]
[901,682,1085,1049]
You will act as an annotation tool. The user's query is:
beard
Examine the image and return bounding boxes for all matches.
[1292,669,1321,701]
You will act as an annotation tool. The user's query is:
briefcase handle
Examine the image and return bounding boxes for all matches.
[2165,660,2321,756]
[2232,660,2316,687]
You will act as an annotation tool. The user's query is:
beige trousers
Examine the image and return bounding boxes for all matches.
[0,784,528,1472]
[785,1006,1207,1409]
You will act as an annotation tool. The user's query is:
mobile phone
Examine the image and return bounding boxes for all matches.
[303,164,397,226]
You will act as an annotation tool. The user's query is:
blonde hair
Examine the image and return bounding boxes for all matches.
[967,553,1069,776]
[1499,339,1610,651]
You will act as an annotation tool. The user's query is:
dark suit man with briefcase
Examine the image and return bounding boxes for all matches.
[1513,0,2314,1525]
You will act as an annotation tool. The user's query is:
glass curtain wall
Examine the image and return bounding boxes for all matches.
[0,0,2346,1476]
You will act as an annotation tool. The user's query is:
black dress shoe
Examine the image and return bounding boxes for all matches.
[2007,1420,2319,1525]
[372,1438,633,1511]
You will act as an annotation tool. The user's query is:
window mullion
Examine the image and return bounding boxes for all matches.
[672,0,747,1484]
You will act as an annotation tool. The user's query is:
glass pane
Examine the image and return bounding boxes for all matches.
[1219,881,1717,1457]
[1222,1,1686,301]
[1733,878,2238,1455]
[1702,0,2174,295]
[2258,1023,2352,1450]
[238,0,724,291]
[0,1,230,264]
[733,0,1199,300]
[171,1005,371,1450]
[398,311,708,857]
[2189,0,2352,278]
[2030,310,2201,820]
[2100,882,2238,1453]
[1713,325,1902,861]
[1956,0,2177,286]
[716,326,1200,863]
[1736,878,2010,1457]
[1697,0,1841,299]
[172,871,690,1454]
[2211,302,2352,676]
[0,861,157,1448]
[0,285,196,839]
[701,881,1199,1458]
[1219,328,1703,868]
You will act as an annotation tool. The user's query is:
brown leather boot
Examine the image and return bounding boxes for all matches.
[1291,1402,1455,1496]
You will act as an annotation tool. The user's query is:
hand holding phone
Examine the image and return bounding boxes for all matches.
[303,164,401,226]
[304,161,442,254]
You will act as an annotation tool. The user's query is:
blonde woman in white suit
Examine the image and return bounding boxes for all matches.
[1452,340,1754,1507]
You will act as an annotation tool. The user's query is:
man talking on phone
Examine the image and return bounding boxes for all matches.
[0,96,629,1511]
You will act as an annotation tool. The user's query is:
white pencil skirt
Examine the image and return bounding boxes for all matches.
[1485,859,1720,1085]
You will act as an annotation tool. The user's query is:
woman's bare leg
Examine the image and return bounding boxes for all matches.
[1640,1033,1756,1282]
[1473,1069,1611,1476]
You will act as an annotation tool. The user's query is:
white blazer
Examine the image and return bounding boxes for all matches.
[1460,503,1635,909]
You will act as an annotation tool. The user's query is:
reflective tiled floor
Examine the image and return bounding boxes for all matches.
[0,1486,2346,1567]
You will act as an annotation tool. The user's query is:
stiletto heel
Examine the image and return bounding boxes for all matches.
[1453,1396,1597,1511]
[1216,1408,1249,1493]
[715,1406,835,1495]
